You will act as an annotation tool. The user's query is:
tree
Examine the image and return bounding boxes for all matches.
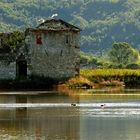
[7,31,24,49]
[0,31,24,54]
[109,42,139,67]
[80,52,89,67]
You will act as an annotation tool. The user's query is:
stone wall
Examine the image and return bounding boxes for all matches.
[0,61,16,80]
[27,30,80,79]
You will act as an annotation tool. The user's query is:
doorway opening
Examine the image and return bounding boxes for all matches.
[16,55,27,80]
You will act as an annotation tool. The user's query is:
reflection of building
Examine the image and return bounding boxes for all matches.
[0,19,81,80]
[0,94,80,139]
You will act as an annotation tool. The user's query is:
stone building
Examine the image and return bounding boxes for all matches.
[25,18,81,80]
[0,19,81,81]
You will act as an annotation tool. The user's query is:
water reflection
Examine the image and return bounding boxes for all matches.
[0,90,140,140]
[0,93,80,140]
[0,109,80,140]
[80,117,140,140]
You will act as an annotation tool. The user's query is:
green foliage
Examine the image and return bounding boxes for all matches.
[126,63,140,69]
[9,31,24,49]
[81,69,140,78]
[80,52,89,66]
[1,0,140,53]
[80,52,106,68]
[2,31,24,51]
[109,42,139,67]
[81,69,140,85]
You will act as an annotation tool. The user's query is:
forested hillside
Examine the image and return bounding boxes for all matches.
[1,0,140,54]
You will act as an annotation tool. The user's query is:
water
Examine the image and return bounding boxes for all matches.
[0,89,140,140]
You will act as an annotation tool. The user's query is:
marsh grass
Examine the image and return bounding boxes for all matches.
[65,76,94,89]
[81,69,140,86]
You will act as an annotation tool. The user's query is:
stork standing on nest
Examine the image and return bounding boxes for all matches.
[51,13,58,19]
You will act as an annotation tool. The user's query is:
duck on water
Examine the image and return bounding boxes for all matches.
[100,104,106,109]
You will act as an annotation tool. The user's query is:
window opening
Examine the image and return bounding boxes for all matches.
[0,38,1,46]
[66,35,69,44]
[36,34,42,45]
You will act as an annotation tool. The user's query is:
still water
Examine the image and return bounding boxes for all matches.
[0,89,140,140]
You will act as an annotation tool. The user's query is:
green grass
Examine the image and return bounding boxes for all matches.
[81,69,140,77]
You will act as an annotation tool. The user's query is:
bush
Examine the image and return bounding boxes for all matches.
[126,63,140,69]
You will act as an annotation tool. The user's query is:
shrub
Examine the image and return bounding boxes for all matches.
[126,63,140,69]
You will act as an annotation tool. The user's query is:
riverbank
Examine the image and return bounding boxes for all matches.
[59,76,124,90]
[0,79,56,91]
[81,69,140,86]
[60,69,140,89]
[1,69,140,91]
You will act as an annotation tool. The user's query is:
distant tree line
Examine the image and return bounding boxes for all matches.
[1,0,140,53]
[80,41,140,69]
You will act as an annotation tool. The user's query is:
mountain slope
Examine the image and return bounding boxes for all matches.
[1,0,140,53]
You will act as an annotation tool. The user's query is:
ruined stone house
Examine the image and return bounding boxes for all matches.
[0,19,81,80]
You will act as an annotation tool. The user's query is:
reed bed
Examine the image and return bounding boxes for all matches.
[81,69,140,86]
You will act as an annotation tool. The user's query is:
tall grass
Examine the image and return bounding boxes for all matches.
[81,69,140,86]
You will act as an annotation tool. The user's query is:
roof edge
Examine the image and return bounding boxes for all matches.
[37,18,81,31]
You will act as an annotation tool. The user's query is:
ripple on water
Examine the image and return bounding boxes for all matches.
[80,108,140,117]
[0,102,140,117]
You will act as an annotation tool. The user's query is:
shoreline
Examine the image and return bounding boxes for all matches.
[1,69,140,91]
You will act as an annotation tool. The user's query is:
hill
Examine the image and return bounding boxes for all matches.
[1,0,140,54]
